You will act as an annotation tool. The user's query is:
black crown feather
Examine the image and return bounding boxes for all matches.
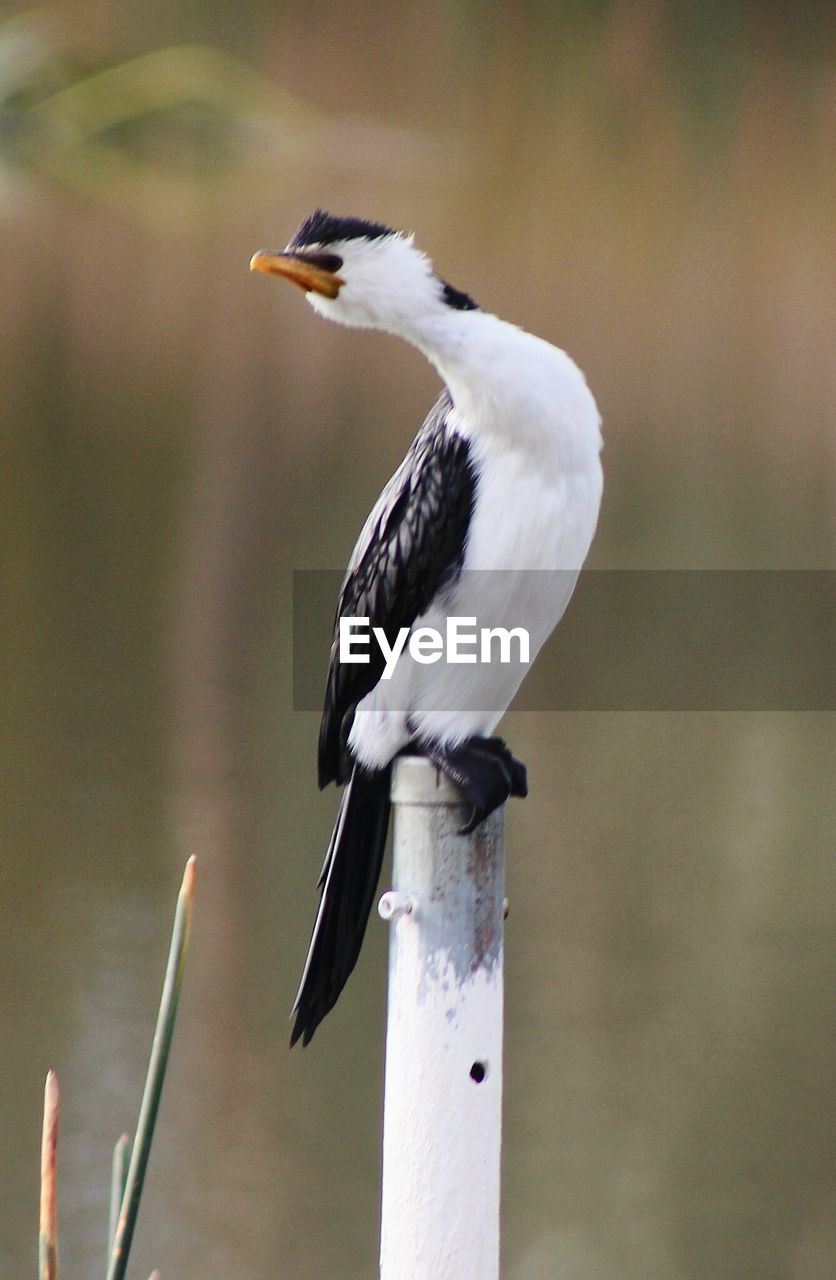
[288,209,481,311]
[290,209,399,250]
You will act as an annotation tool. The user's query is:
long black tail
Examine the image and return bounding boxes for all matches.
[290,764,392,1047]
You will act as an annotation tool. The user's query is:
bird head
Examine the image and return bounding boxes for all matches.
[250,210,478,336]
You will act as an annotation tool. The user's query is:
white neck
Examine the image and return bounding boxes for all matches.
[396,308,602,466]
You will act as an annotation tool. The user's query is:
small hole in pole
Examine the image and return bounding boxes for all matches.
[470,1061,487,1083]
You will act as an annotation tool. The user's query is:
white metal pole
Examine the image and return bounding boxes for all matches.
[379,756,505,1280]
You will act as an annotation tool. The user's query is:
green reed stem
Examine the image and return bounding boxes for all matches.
[106,857,196,1280]
[107,1133,131,1268]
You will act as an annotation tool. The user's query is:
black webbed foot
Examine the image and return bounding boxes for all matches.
[426,736,528,834]
[478,737,528,799]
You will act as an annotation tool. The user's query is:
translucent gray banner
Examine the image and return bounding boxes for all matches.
[292,570,834,712]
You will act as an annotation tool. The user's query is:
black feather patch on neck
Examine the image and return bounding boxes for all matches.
[440,280,479,311]
[290,209,399,249]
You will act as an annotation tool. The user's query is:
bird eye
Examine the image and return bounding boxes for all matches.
[299,252,344,274]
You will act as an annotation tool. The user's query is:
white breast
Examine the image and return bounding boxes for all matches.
[349,318,603,768]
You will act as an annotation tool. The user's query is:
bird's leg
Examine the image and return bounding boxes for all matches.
[477,737,528,799]
[425,736,528,835]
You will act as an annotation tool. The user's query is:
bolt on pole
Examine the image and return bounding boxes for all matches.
[379,756,505,1280]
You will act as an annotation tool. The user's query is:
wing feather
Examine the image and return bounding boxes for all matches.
[318,391,476,786]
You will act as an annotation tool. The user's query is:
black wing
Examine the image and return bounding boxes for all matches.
[318,391,477,787]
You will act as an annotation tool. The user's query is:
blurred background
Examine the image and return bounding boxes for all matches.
[1,2,834,1277]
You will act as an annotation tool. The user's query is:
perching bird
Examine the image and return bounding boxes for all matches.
[251,210,603,1045]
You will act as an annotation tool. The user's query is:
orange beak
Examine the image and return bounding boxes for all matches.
[249,250,344,299]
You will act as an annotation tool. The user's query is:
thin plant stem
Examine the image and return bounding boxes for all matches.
[107,1134,131,1268]
[106,857,196,1280]
[39,1070,59,1280]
